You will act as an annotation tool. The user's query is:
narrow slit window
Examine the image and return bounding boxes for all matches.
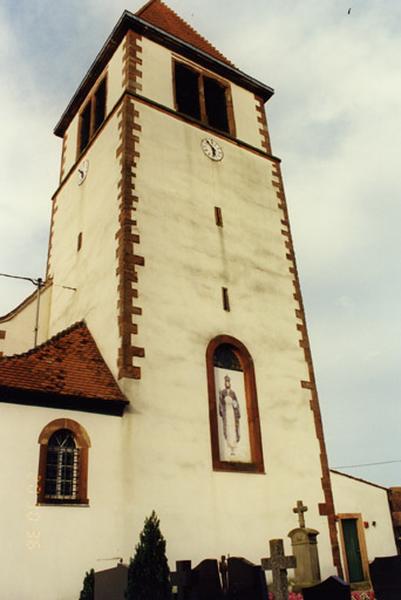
[77,232,83,252]
[215,207,223,227]
[175,63,201,120]
[222,287,230,312]
[94,79,106,132]
[204,76,229,133]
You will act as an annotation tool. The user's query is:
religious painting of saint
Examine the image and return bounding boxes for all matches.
[206,336,264,473]
[213,343,252,462]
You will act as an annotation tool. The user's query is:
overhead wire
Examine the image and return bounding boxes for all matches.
[333,459,401,469]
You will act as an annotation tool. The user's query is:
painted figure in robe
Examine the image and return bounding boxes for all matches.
[219,375,241,455]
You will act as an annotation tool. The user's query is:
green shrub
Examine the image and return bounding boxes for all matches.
[126,511,172,600]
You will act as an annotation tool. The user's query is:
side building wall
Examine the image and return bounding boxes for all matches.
[331,469,397,578]
[0,284,52,356]
[0,403,126,600]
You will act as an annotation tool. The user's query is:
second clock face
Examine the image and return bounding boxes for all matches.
[201,138,224,161]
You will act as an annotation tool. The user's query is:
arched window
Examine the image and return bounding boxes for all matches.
[206,335,264,473]
[37,419,90,505]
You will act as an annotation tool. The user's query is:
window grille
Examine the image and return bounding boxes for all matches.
[44,429,80,501]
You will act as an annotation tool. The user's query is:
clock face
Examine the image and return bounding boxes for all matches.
[77,159,89,185]
[201,138,224,161]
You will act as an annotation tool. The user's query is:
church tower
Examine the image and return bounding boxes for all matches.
[0,2,342,598]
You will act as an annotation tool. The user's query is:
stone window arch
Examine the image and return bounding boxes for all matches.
[37,419,90,505]
[206,335,264,473]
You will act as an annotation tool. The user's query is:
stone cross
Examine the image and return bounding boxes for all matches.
[262,539,296,600]
[293,500,308,528]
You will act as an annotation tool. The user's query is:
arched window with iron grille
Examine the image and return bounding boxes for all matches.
[37,419,90,505]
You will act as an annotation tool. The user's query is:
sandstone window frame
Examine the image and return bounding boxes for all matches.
[173,59,236,137]
[77,75,107,157]
[37,418,91,505]
[206,335,264,474]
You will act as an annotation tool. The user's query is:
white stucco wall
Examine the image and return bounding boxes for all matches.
[140,37,175,109]
[0,284,52,355]
[331,470,397,564]
[0,403,125,600]
[231,83,264,150]
[114,101,335,576]
[48,111,121,378]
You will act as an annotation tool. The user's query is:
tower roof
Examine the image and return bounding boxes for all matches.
[0,322,128,415]
[136,0,234,66]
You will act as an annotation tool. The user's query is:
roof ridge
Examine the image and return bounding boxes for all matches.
[330,469,389,491]
[135,0,158,16]
[0,320,86,361]
[135,0,234,67]
[0,278,52,323]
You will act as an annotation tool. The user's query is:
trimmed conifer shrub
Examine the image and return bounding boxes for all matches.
[79,568,95,600]
[125,511,172,600]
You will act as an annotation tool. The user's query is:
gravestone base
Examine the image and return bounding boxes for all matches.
[288,527,320,592]
[349,580,371,591]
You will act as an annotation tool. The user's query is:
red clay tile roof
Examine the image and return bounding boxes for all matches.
[0,322,126,405]
[136,0,234,67]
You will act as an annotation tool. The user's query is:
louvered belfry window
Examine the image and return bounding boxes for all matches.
[174,61,234,135]
[44,429,80,501]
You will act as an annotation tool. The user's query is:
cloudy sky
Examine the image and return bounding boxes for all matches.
[1,0,400,487]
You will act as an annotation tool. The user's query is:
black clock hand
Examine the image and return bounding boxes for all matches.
[207,141,216,157]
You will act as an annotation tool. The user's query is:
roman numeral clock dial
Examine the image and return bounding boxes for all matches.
[201,137,224,161]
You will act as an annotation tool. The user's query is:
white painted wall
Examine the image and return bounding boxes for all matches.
[331,470,397,563]
[231,83,265,150]
[140,37,175,109]
[0,403,126,600]
[115,102,335,576]
[0,284,51,355]
[48,111,121,379]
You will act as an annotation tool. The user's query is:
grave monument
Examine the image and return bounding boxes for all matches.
[288,500,321,590]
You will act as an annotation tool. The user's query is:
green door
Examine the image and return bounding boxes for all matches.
[342,518,365,582]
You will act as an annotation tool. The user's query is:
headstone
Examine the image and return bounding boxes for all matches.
[94,563,128,600]
[189,559,224,600]
[226,556,268,600]
[302,576,351,600]
[171,561,193,600]
[288,527,321,589]
[219,556,228,593]
[288,500,321,590]
[370,555,401,600]
[261,539,296,600]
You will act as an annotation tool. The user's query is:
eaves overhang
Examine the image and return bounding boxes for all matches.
[0,386,129,417]
[54,10,274,138]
